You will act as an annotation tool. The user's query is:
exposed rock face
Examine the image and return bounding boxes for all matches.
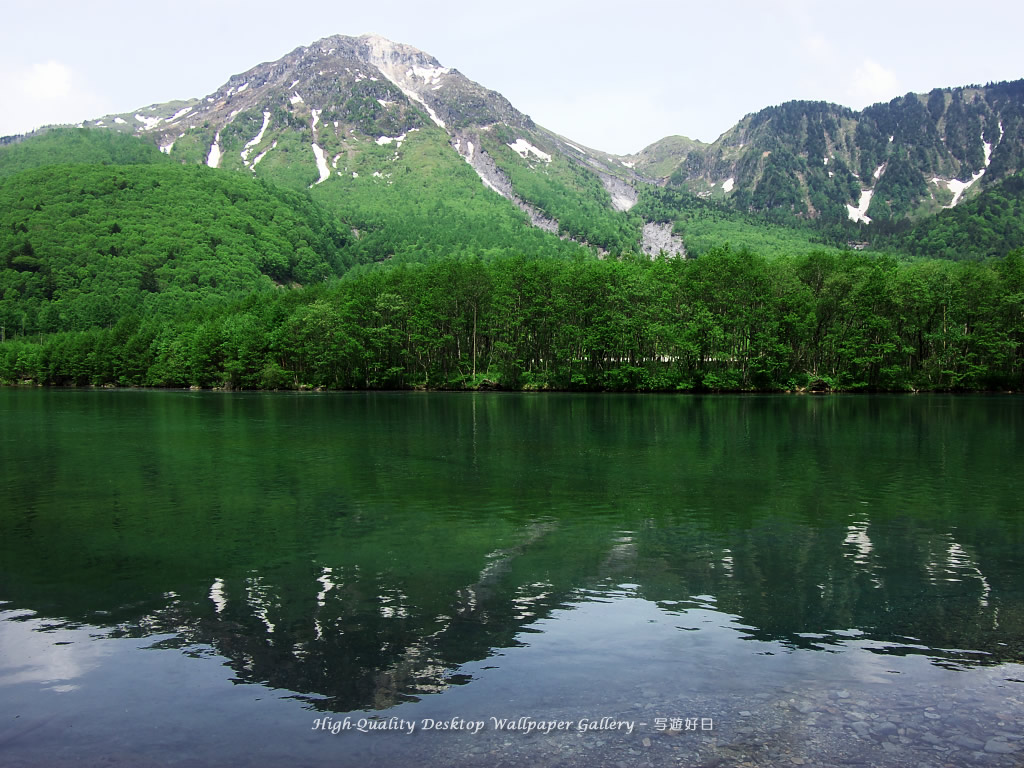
[354,34,534,131]
[451,132,559,234]
[641,222,686,258]
[600,173,638,212]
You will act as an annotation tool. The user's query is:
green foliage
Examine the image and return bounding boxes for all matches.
[888,172,1024,259]
[867,150,929,221]
[0,127,169,178]
[0,163,351,335]
[5,249,1021,392]
[308,129,593,263]
[633,186,848,258]
[481,133,643,253]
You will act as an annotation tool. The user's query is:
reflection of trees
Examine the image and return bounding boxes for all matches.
[630,513,1022,667]
[101,520,595,712]
[2,391,1022,711]
[3,498,1021,713]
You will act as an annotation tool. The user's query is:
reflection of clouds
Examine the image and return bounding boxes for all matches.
[843,521,883,588]
[511,582,553,621]
[379,589,410,619]
[0,610,109,691]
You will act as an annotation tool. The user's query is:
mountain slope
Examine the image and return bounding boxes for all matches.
[70,34,674,257]
[10,34,1023,255]
[891,170,1024,260]
[0,161,351,334]
[640,81,1024,229]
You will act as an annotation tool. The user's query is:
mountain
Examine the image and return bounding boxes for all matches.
[5,34,1024,258]
[633,82,1024,228]
[62,34,673,257]
[4,34,1024,393]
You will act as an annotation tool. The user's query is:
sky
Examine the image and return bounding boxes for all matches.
[2,0,1023,155]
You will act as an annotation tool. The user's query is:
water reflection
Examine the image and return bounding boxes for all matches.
[2,507,1019,712]
[0,391,1022,764]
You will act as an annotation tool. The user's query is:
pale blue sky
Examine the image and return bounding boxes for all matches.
[2,0,1022,154]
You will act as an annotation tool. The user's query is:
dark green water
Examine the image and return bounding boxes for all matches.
[1,390,1022,767]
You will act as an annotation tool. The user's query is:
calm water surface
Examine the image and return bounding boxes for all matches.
[1,390,1022,767]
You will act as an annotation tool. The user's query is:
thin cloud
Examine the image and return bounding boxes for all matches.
[20,60,74,100]
[846,58,901,110]
[0,60,109,136]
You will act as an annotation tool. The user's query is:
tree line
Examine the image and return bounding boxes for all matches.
[3,247,1022,392]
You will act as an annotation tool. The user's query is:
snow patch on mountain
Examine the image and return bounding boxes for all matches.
[206,132,222,168]
[932,127,998,208]
[507,139,551,162]
[135,113,162,130]
[452,133,558,232]
[360,34,447,128]
[407,90,445,128]
[847,190,872,224]
[251,140,276,168]
[408,65,449,84]
[722,178,735,193]
[241,111,271,163]
[311,144,331,185]
[290,92,304,105]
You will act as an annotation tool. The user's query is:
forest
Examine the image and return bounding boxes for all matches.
[2,248,1022,392]
[2,127,1023,393]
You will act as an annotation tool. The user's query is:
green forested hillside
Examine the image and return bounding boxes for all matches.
[306,128,592,262]
[0,127,170,178]
[2,110,1024,393]
[634,186,849,258]
[0,127,604,342]
[479,127,643,252]
[892,172,1024,260]
[0,162,351,335]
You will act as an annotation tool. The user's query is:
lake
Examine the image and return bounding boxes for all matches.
[1,390,1022,767]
